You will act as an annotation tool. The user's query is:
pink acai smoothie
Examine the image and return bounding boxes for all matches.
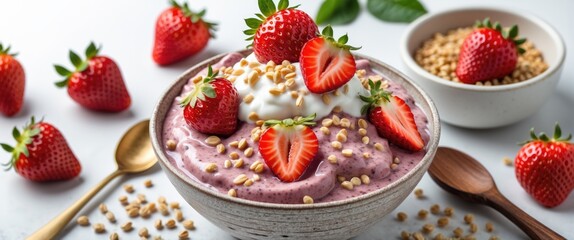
[162,53,430,204]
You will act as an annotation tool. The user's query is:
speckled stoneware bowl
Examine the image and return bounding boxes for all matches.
[401,6,565,128]
[150,50,440,240]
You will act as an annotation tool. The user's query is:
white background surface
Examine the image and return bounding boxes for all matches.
[0,0,572,239]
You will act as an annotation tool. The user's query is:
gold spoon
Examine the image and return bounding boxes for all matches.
[428,147,565,240]
[27,119,157,240]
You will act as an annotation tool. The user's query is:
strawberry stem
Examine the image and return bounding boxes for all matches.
[0,43,18,57]
[320,25,361,50]
[475,17,526,54]
[180,65,220,108]
[520,122,572,145]
[1,117,41,171]
[244,0,298,47]
[54,42,102,88]
[359,79,391,115]
[169,0,218,38]
[264,113,317,127]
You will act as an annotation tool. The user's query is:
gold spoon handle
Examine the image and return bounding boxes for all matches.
[26,170,124,240]
[485,190,566,240]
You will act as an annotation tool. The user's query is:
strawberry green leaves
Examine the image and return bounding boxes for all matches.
[315,0,360,25]
[54,42,101,88]
[0,42,18,56]
[1,116,40,170]
[360,79,390,115]
[321,25,361,50]
[264,113,317,127]
[244,0,297,45]
[169,0,218,38]
[180,65,219,108]
[476,18,526,54]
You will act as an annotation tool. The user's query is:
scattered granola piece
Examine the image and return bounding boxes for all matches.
[414,188,424,198]
[93,223,106,234]
[464,214,474,224]
[178,230,189,240]
[396,212,408,222]
[437,217,449,228]
[430,204,440,215]
[485,222,494,232]
[166,219,177,229]
[444,207,454,217]
[144,179,153,188]
[121,221,133,232]
[77,215,90,226]
[183,220,195,230]
[138,227,149,238]
[109,232,119,240]
[123,184,134,194]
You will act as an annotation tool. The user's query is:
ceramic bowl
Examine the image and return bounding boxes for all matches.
[150,50,440,240]
[400,6,565,128]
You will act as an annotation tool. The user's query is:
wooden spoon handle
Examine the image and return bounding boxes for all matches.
[485,190,565,240]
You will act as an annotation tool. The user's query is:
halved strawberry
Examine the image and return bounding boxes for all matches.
[300,25,360,94]
[360,80,424,152]
[259,114,319,182]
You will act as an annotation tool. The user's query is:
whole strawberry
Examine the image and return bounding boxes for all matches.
[244,0,318,64]
[1,117,81,181]
[153,0,217,65]
[515,123,574,208]
[54,42,131,112]
[0,43,25,116]
[456,18,526,84]
[360,80,424,152]
[300,25,359,94]
[180,66,239,136]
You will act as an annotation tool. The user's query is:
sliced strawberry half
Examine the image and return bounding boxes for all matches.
[360,80,424,152]
[259,114,319,182]
[300,25,360,94]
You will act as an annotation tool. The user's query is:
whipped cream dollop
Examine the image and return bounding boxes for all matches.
[231,53,369,122]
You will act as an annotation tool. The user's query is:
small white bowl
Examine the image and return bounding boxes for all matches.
[400,6,566,128]
[151,50,440,239]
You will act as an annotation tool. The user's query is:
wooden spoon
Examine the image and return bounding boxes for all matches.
[428,147,565,240]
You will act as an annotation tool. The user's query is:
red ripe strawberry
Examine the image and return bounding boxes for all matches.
[300,25,359,94]
[0,43,25,117]
[360,80,424,152]
[244,0,318,64]
[259,114,319,182]
[515,124,574,208]
[456,18,526,84]
[153,0,217,65]
[1,117,81,181]
[54,42,131,112]
[181,66,239,136]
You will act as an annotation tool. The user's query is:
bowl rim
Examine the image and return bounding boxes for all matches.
[400,5,566,92]
[150,50,441,210]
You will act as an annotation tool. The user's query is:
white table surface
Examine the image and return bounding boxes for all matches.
[1,0,572,239]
